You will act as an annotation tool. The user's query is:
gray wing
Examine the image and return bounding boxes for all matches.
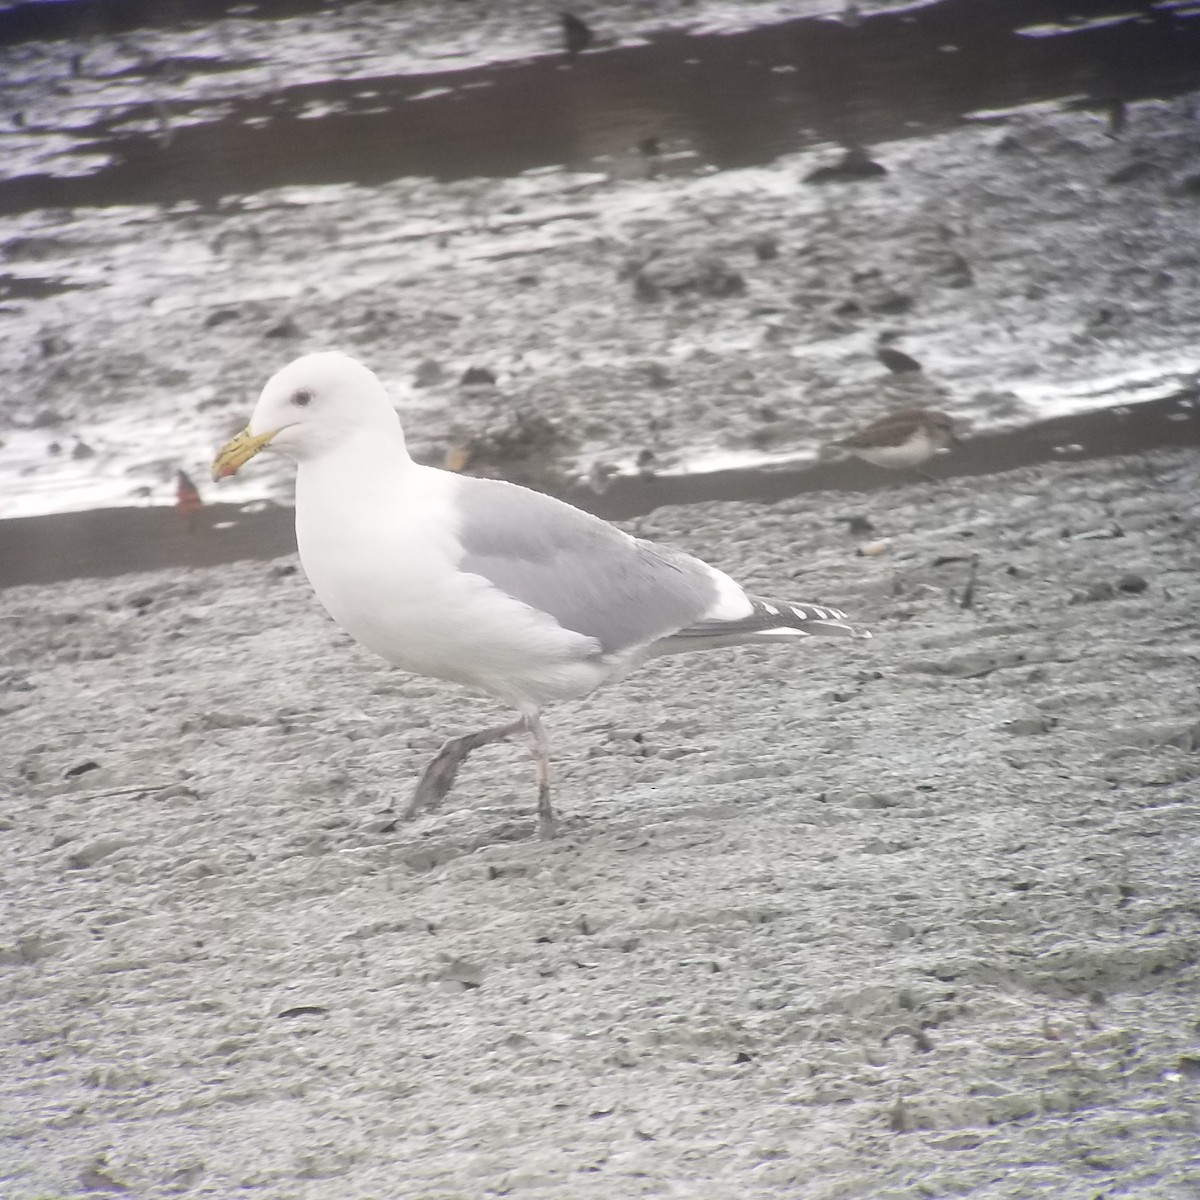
[453,476,719,656]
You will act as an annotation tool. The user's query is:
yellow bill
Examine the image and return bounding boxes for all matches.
[211,427,277,481]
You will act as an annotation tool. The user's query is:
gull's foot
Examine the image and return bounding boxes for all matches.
[403,719,527,820]
[404,743,465,818]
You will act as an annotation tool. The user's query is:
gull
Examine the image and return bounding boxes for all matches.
[213,352,870,836]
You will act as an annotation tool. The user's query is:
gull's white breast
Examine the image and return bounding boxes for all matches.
[294,460,608,705]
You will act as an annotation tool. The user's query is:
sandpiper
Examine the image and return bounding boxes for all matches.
[835,408,959,473]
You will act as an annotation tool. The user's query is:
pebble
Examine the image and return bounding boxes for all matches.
[876,346,922,374]
[1070,581,1116,603]
[753,236,779,261]
[1001,715,1056,736]
[805,146,887,183]
[459,365,497,386]
[435,957,485,989]
[64,759,101,778]
[66,836,131,869]
[635,252,745,298]
[413,358,443,387]
[264,317,301,339]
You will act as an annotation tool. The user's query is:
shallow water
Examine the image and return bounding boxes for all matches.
[0,0,1198,543]
[2,0,1198,211]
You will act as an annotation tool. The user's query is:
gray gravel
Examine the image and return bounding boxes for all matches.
[3,447,1199,1198]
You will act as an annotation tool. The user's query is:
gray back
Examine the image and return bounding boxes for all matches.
[454,477,718,656]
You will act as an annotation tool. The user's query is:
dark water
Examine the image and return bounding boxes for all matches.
[1,0,1198,213]
[2,387,1195,589]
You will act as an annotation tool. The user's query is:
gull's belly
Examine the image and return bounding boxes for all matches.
[298,523,477,679]
[295,509,606,703]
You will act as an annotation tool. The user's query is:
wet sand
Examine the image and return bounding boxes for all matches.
[2,2,1200,1196]
[2,446,1199,1198]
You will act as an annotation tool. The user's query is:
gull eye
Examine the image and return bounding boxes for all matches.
[291,389,313,408]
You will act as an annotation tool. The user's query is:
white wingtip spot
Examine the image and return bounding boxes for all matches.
[762,602,779,616]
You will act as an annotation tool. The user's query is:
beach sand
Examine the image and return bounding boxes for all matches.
[2,447,1198,1198]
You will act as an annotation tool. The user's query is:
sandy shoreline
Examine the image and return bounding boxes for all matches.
[3,446,1198,1198]
[3,2,1200,1194]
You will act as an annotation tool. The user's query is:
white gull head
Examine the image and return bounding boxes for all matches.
[248,351,402,465]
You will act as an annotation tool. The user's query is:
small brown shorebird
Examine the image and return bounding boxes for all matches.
[175,468,203,531]
[835,408,959,476]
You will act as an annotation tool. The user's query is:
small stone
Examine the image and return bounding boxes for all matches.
[929,1132,984,1151]
[636,252,745,298]
[643,362,672,388]
[30,407,64,428]
[64,760,101,778]
[937,251,973,287]
[1002,716,1055,736]
[876,346,922,374]
[1172,170,1200,196]
[1116,572,1147,594]
[436,957,484,989]
[459,365,496,386]
[753,236,779,261]
[1106,159,1157,185]
[633,272,660,302]
[1176,1054,1200,1079]
[413,358,443,387]
[264,317,301,339]
[857,540,890,557]
[806,146,887,183]
[79,1155,131,1193]
[67,836,130,869]
[204,308,240,328]
[868,289,913,315]
[1070,581,1116,604]
[276,1004,329,1019]
[846,791,901,809]
[154,783,200,803]
[71,439,95,459]
[363,814,398,834]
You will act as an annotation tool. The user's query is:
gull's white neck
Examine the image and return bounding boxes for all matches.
[294,420,414,506]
